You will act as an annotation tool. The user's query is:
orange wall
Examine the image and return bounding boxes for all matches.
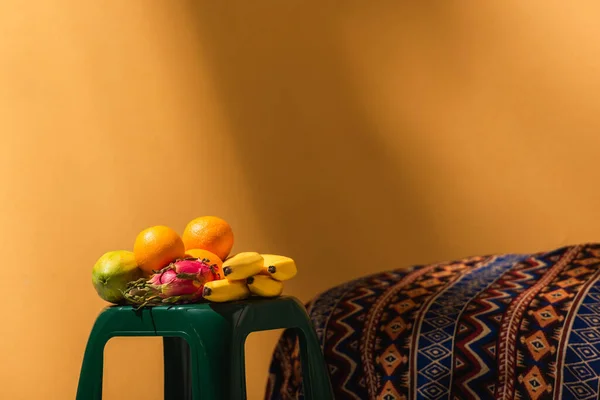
[2,1,600,399]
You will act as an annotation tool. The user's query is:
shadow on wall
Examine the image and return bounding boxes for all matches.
[180,3,444,297]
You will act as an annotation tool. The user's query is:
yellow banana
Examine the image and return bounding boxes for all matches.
[247,275,283,297]
[222,252,264,280]
[260,254,297,281]
[202,279,250,302]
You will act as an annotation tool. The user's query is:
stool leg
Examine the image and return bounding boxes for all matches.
[228,326,333,400]
[77,307,159,400]
[193,325,233,400]
[228,332,248,400]
[225,298,334,400]
[163,336,192,400]
[153,307,233,399]
[281,299,334,399]
[296,325,334,400]
[76,332,110,400]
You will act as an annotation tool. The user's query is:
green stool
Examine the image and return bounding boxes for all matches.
[76,296,334,399]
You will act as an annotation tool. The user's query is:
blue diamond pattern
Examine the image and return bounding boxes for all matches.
[421,363,450,380]
[586,292,600,302]
[580,315,600,326]
[579,328,600,343]
[415,255,524,400]
[422,344,451,361]
[584,303,600,314]
[428,316,454,329]
[572,344,600,361]
[419,381,447,400]
[565,382,595,399]
[562,282,600,398]
[423,330,451,343]
[566,362,594,380]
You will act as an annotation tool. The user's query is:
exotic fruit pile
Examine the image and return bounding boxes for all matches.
[91,216,297,307]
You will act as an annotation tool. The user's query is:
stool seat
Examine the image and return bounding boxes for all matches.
[76,296,334,399]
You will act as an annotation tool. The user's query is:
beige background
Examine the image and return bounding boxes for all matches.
[2,1,600,399]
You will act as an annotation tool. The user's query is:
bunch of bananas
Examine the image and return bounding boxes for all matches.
[202,252,297,302]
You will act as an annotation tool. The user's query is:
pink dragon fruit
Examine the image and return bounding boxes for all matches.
[123,258,220,307]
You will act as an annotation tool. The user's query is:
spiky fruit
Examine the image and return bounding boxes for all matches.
[123,258,220,307]
[184,248,224,279]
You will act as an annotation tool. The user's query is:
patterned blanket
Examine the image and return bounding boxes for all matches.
[265,244,600,400]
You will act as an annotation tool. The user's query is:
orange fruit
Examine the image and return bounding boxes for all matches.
[133,225,185,275]
[185,248,224,279]
[182,216,234,260]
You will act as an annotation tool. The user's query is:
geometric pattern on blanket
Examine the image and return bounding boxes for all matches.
[264,244,600,400]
